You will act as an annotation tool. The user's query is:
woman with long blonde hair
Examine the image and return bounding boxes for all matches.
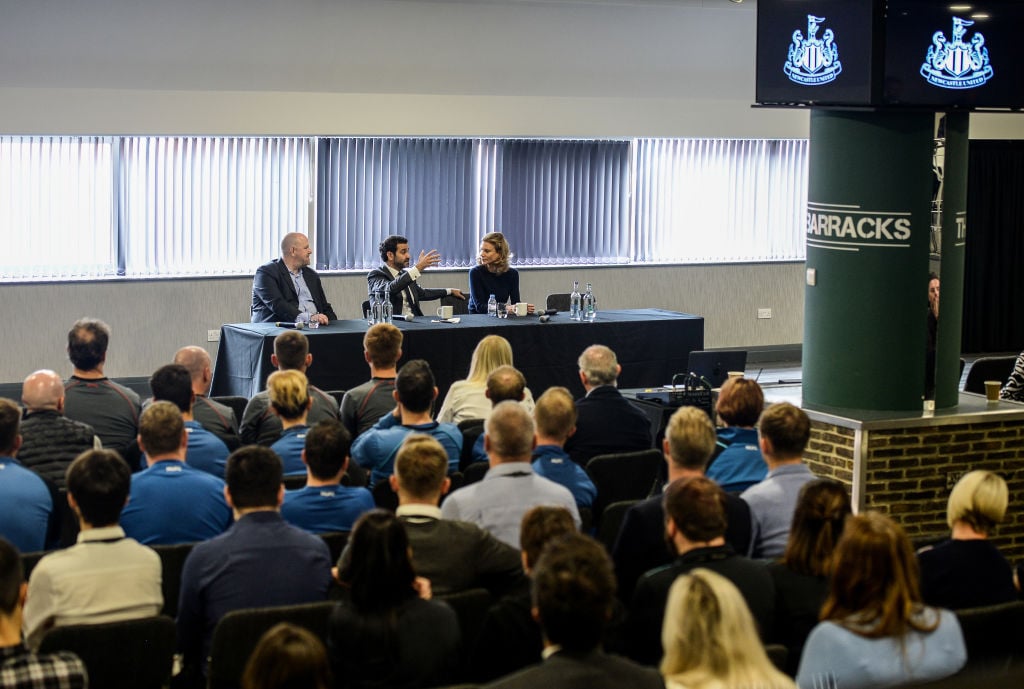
[436,334,534,424]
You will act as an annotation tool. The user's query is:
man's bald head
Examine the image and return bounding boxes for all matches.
[281,232,305,254]
[173,346,213,394]
[22,370,65,412]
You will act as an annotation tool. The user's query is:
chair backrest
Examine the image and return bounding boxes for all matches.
[586,449,663,524]
[462,461,489,486]
[210,396,249,424]
[595,499,641,551]
[283,474,307,491]
[20,550,47,581]
[955,599,1024,674]
[325,389,346,406]
[319,530,350,563]
[437,587,493,675]
[360,299,371,319]
[441,294,470,315]
[964,356,1018,394]
[151,541,195,618]
[764,643,788,673]
[458,418,486,471]
[545,293,571,312]
[207,601,337,689]
[372,480,399,511]
[38,615,176,689]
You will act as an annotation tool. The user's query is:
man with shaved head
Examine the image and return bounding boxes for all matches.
[173,345,240,449]
[19,369,100,490]
[251,232,337,324]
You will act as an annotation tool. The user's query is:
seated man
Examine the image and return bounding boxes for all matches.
[150,364,230,479]
[0,398,56,554]
[531,386,596,510]
[0,537,87,689]
[240,330,340,447]
[177,446,332,676]
[351,360,461,487]
[706,377,766,493]
[564,345,652,466]
[173,346,240,450]
[120,401,231,545]
[340,323,403,438]
[366,234,464,318]
[468,365,533,465]
[441,401,579,548]
[281,419,374,534]
[251,232,336,325]
[18,369,100,491]
[23,450,162,650]
[625,476,774,666]
[483,534,662,689]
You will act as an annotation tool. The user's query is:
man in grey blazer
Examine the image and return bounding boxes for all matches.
[366,234,464,317]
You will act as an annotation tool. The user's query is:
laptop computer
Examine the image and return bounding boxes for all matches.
[686,350,747,389]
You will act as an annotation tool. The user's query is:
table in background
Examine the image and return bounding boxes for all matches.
[211,309,704,402]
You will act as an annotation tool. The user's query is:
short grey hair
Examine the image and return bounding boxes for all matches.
[485,400,535,459]
[577,344,619,387]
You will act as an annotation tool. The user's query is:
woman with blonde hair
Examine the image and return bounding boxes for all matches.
[796,512,966,689]
[917,469,1016,609]
[468,231,530,314]
[436,334,534,424]
[661,568,796,689]
[267,369,312,476]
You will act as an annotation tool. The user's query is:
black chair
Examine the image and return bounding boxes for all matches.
[444,470,465,502]
[372,480,399,511]
[438,588,493,679]
[319,531,350,564]
[441,294,470,316]
[764,644,788,673]
[545,293,571,312]
[207,601,337,689]
[283,474,307,491]
[151,542,195,618]
[586,449,663,525]
[39,615,176,689]
[955,600,1024,674]
[964,356,1017,394]
[20,550,47,581]
[325,389,346,407]
[210,396,249,425]
[360,299,371,319]
[595,499,640,551]
[458,418,485,471]
[462,461,489,486]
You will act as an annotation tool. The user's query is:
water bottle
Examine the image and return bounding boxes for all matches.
[569,280,582,321]
[369,290,383,325]
[379,289,393,324]
[487,293,497,318]
[583,282,597,322]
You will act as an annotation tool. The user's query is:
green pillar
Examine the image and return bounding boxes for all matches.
[803,110,934,410]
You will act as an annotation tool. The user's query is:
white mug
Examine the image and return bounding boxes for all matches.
[436,305,454,319]
[514,302,529,317]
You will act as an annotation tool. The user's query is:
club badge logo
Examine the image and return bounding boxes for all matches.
[785,15,843,86]
[920,17,993,89]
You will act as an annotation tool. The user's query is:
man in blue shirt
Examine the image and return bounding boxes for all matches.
[0,399,55,554]
[531,386,596,509]
[149,364,230,479]
[351,360,461,487]
[281,419,373,533]
[121,401,231,545]
[706,377,766,493]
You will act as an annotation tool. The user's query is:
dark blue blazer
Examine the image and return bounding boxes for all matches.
[251,258,337,323]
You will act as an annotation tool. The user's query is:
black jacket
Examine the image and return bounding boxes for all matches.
[251,258,337,323]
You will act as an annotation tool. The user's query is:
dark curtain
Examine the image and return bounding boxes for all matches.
[961,141,1024,353]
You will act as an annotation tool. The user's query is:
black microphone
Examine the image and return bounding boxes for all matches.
[274,321,305,329]
[539,314,551,323]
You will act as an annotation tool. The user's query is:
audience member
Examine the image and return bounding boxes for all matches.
[281,419,373,534]
[768,479,851,675]
[661,569,796,689]
[796,512,967,689]
[18,369,99,491]
[23,449,162,650]
[379,434,524,596]
[741,402,817,559]
[63,318,142,460]
[177,446,332,675]
[0,399,56,554]
[706,377,766,493]
[468,232,528,314]
[351,360,461,487]
[441,401,579,548]
[564,344,652,465]
[612,406,751,601]
[240,330,340,446]
[329,510,461,689]
[150,363,230,478]
[925,272,940,398]
[483,534,662,689]
[626,476,774,666]
[472,506,578,683]
[466,364,535,464]
[1000,348,1024,402]
[267,370,313,477]
[339,323,403,437]
[530,386,596,509]
[366,234,465,319]
[0,537,87,689]
[120,401,231,545]
[917,470,1016,609]
[251,232,336,325]
[174,345,240,449]
[241,622,331,689]
[437,334,535,425]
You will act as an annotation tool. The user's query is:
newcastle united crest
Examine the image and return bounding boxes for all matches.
[920,17,993,89]
[785,15,842,86]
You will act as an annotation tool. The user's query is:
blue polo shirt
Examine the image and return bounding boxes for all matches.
[281,484,374,534]
[270,425,309,476]
[184,420,231,479]
[707,427,766,494]
[0,456,53,553]
[351,414,461,487]
[121,459,232,545]
[532,445,597,508]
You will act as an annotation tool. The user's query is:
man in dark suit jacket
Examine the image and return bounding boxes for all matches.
[564,345,652,466]
[251,233,337,324]
[612,405,751,601]
[482,533,662,689]
[366,234,464,317]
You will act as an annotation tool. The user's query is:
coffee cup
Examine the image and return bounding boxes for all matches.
[436,305,454,319]
[514,302,529,317]
[985,380,1001,402]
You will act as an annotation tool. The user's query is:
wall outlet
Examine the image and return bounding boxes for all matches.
[207,329,220,342]
[757,308,772,319]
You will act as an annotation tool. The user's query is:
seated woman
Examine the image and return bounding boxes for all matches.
[468,232,527,314]
[999,350,1024,401]
[768,479,851,675]
[796,512,967,689]
[917,470,1016,609]
[328,510,461,689]
[243,622,331,689]
[661,568,796,689]
[436,334,534,424]
[706,377,766,493]
[267,369,312,477]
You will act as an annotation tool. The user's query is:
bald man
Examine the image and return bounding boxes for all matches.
[174,346,240,449]
[19,370,100,490]
[251,232,337,324]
